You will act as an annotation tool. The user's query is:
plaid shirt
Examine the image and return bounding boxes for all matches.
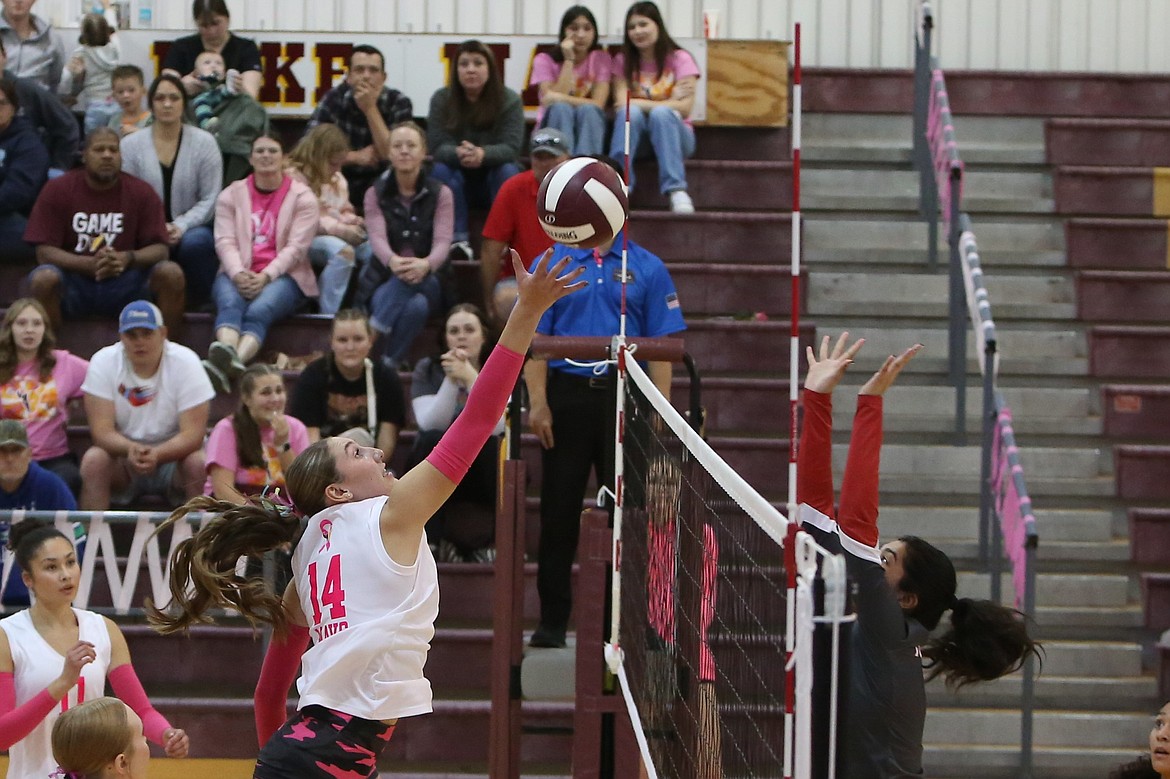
[307,82,413,162]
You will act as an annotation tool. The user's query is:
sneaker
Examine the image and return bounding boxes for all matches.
[202,359,231,395]
[529,624,567,649]
[447,240,474,263]
[669,190,695,214]
[209,340,246,379]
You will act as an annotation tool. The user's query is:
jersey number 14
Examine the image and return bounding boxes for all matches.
[307,554,347,626]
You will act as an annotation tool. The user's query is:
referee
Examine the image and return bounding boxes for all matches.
[523,228,686,648]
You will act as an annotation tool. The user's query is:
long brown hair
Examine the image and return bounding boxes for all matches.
[0,298,57,385]
[287,124,350,197]
[444,40,504,132]
[620,1,685,84]
[233,364,284,470]
[148,441,340,634]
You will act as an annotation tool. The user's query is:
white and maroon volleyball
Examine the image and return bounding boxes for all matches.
[536,158,629,249]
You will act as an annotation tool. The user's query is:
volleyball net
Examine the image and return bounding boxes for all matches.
[608,353,853,779]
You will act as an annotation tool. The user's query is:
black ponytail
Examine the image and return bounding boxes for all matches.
[8,518,70,572]
[1108,755,1158,779]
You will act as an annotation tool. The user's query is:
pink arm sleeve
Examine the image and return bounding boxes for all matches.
[0,672,57,750]
[427,345,524,483]
[108,664,171,745]
[254,624,310,747]
[837,394,883,547]
[797,389,836,518]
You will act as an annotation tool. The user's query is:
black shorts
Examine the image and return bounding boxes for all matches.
[253,705,395,778]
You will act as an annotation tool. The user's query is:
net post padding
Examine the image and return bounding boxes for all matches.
[573,508,643,778]
[488,458,527,779]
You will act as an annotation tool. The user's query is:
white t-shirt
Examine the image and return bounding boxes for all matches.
[1,609,111,779]
[293,496,438,721]
[81,340,215,444]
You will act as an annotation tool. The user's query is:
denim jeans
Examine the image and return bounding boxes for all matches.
[368,274,442,366]
[173,224,218,308]
[430,161,522,242]
[212,272,306,344]
[543,102,607,156]
[309,235,373,315]
[609,104,696,195]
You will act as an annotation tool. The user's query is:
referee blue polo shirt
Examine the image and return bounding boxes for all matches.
[531,231,687,377]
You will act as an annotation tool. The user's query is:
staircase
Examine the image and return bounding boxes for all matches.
[802,84,1162,777]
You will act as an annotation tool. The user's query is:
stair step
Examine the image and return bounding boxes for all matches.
[924,744,1140,779]
[875,507,1113,544]
[927,675,1158,711]
[956,572,1129,609]
[628,210,792,263]
[1054,166,1158,217]
[1089,325,1170,378]
[1066,217,1168,270]
[669,263,805,316]
[1078,269,1170,322]
[1104,385,1170,438]
[923,708,1150,749]
[811,271,1074,319]
[1129,509,1170,565]
[804,169,1053,214]
[630,159,792,211]
[1046,117,1170,167]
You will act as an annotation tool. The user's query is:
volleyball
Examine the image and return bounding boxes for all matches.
[536,158,629,249]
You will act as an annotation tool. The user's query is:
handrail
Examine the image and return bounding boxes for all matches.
[913,4,1039,776]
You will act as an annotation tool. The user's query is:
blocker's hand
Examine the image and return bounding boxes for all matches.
[859,344,922,397]
[804,333,864,395]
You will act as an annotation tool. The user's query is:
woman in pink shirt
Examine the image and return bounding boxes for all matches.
[0,298,88,495]
[203,363,310,504]
[205,133,320,395]
[609,1,700,213]
[530,6,612,156]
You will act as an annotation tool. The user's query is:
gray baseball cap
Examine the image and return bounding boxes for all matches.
[0,419,29,448]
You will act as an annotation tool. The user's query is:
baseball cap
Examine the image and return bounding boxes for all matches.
[0,419,28,449]
[530,127,570,157]
[118,300,163,333]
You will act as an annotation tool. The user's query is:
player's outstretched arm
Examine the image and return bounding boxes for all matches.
[798,333,863,515]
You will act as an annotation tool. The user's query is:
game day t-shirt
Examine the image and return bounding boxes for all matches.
[23,169,168,254]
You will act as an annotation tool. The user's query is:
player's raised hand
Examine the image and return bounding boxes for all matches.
[804,333,864,395]
[859,344,922,396]
[511,248,586,313]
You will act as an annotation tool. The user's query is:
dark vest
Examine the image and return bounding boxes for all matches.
[373,171,443,258]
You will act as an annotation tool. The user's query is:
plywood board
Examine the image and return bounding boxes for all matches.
[704,40,789,127]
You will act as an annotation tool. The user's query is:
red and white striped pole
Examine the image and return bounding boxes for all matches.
[784,22,802,779]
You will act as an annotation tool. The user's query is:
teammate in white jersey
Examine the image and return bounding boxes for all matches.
[0,520,188,779]
[149,249,586,778]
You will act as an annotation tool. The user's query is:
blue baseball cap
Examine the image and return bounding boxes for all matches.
[118,300,164,333]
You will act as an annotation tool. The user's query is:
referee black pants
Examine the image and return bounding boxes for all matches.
[537,370,616,633]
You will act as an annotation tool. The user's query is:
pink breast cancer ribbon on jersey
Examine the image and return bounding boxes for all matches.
[318,518,334,553]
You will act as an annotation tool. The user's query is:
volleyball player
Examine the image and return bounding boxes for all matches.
[147,250,585,778]
[796,333,1041,778]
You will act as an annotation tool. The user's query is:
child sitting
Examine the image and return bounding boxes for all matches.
[106,64,151,138]
[189,50,240,133]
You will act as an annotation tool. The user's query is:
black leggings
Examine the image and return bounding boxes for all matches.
[254,705,395,779]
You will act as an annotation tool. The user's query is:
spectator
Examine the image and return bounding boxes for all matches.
[408,304,500,562]
[0,298,87,494]
[0,419,73,511]
[0,38,80,174]
[25,128,182,337]
[59,2,121,134]
[523,232,686,648]
[307,44,412,213]
[52,698,152,779]
[161,0,261,100]
[286,124,371,315]
[205,133,317,395]
[0,0,65,92]
[120,74,222,311]
[78,300,213,511]
[288,308,405,457]
[1109,700,1170,778]
[204,363,309,504]
[106,64,149,138]
[0,77,46,265]
[188,49,238,132]
[531,6,611,155]
[0,519,189,778]
[426,39,523,261]
[355,121,453,371]
[610,1,699,213]
[478,128,570,325]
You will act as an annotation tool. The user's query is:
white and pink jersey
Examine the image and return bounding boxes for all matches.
[1,608,111,779]
[292,496,439,721]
